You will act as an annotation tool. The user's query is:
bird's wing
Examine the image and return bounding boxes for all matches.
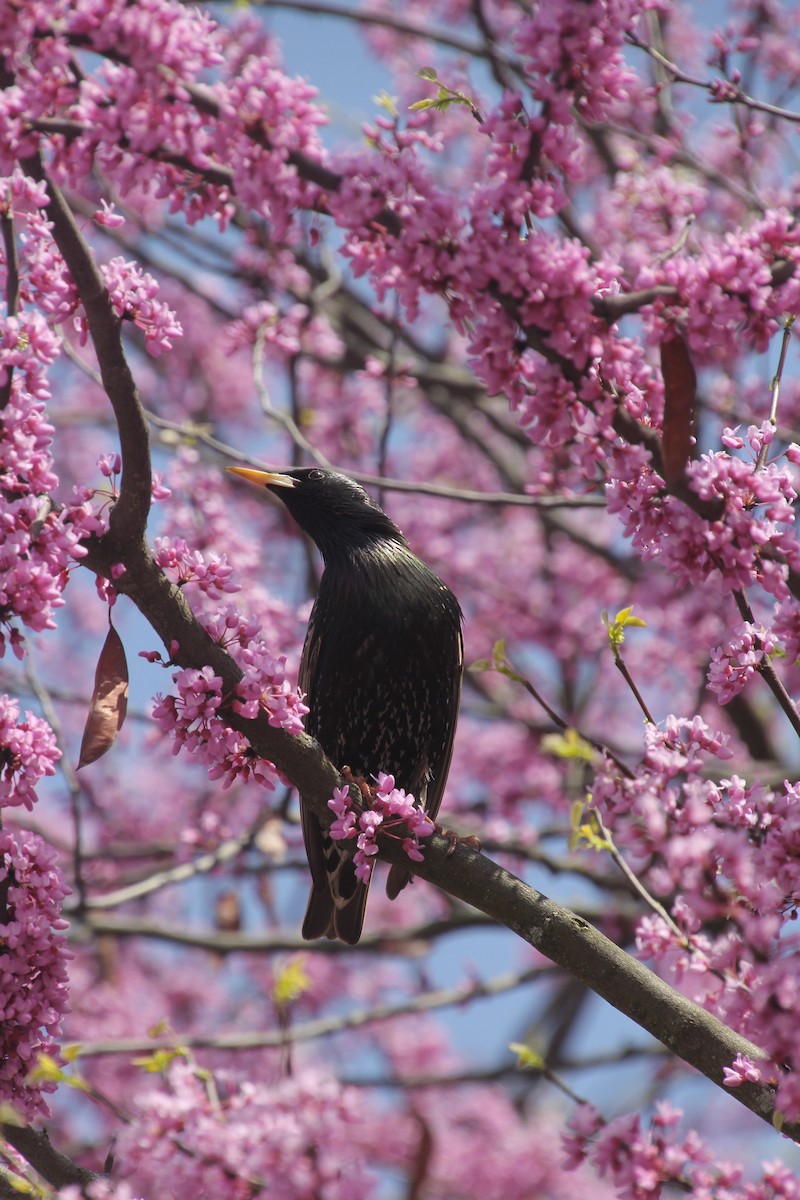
[297,615,329,896]
[298,609,369,944]
[424,621,463,824]
[385,621,463,901]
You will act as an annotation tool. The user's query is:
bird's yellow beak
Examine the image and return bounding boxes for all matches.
[226,467,297,489]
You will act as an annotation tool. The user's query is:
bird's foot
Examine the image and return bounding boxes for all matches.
[342,765,375,805]
[434,825,482,858]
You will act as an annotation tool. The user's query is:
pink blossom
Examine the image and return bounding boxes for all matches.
[708,621,774,703]
[0,386,90,656]
[93,200,125,228]
[326,774,435,883]
[0,828,71,1120]
[0,694,60,810]
[722,1054,763,1087]
[89,257,183,356]
[153,537,240,598]
[151,606,309,796]
[113,1062,375,1199]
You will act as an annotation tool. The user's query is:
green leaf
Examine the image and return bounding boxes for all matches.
[468,657,493,672]
[5,1176,36,1193]
[27,1054,90,1092]
[274,956,311,1006]
[133,1047,187,1074]
[603,605,646,653]
[26,1054,65,1084]
[541,727,595,763]
[569,800,612,853]
[509,1042,545,1071]
[614,605,646,628]
[490,639,526,684]
[409,98,436,111]
[373,91,399,117]
[417,66,438,81]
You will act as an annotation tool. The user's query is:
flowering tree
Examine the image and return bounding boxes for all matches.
[2,0,800,1194]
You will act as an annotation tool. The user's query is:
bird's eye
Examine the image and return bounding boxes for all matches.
[308,469,325,481]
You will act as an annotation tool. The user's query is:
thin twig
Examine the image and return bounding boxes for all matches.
[612,654,656,725]
[756,314,795,471]
[732,589,800,739]
[71,964,548,1058]
[235,0,513,65]
[376,295,400,508]
[487,646,636,780]
[77,820,268,911]
[252,324,331,468]
[24,654,88,912]
[627,31,800,124]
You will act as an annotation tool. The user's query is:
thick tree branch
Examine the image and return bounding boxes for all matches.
[0,1124,101,1192]
[20,150,153,543]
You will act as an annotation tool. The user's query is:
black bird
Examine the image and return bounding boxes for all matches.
[228,466,463,944]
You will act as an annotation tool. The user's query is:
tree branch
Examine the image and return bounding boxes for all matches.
[0,1124,101,1192]
[20,150,153,544]
[70,965,548,1058]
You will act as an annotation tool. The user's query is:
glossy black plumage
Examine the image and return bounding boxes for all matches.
[230,466,463,944]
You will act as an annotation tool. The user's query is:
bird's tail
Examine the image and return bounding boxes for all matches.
[302,863,368,944]
[385,864,411,900]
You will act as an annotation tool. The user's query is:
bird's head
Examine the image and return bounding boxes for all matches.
[227,466,407,561]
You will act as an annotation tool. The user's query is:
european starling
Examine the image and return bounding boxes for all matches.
[228,466,463,944]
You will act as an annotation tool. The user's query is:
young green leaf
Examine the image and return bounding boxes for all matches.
[541,728,596,763]
[569,799,613,853]
[509,1042,545,1071]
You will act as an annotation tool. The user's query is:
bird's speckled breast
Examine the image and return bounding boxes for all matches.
[300,540,462,798]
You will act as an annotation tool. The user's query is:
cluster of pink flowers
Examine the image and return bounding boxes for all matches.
[562,1101,799,1198]
[73,258,183,357]
[151,623,309,795]
[199,605,309,735]
[151,665,271,792]
[0,174,119,660]
[707,620,776,703]
[153,537,240,599]
[114,1062,375,1199]
[514,0,641,119]
[328,772,435,883]
[0,168,70,323]
[218,55,329,240]
[0,385,89,658]
[607,423,800,598]
[0,693,60,809]
[0,156,87,1126]
[592,718,800,1119]
[0,829,71,1120]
